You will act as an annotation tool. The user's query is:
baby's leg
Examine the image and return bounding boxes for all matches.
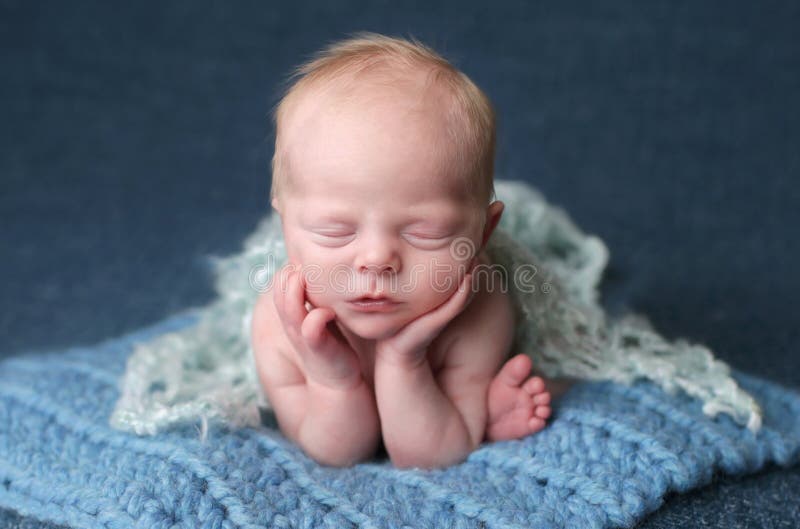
[485,354,552,442]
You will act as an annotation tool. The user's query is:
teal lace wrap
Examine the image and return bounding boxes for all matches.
[110,179,762,435]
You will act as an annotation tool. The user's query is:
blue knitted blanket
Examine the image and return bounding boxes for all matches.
[1,311,799,528]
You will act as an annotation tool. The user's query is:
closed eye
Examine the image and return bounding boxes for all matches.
[406,233,446,240]
[310,232,355,246]
[315,231,354,237]
[403,233,451,247]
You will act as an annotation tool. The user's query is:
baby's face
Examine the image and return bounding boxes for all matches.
[274,85,485,340]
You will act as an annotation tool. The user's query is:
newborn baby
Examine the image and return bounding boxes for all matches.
[251,33,551,469]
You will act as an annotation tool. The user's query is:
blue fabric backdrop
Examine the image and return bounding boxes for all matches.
[1,1,798,527]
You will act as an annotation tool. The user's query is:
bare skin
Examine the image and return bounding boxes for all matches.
[252,72,556,468]
[251,251,554,468]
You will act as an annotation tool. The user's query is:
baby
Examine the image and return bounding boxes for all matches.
[251,33,551,469]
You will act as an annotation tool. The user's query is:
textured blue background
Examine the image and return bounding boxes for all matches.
[1,1,798,527]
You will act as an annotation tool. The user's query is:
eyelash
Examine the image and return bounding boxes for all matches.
[311,233,355,247]
[311,233,449,247]
[405,233,448,242]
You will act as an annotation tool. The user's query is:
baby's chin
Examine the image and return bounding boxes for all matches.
[335,311,409,341]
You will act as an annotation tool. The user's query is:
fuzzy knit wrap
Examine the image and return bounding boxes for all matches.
[1,314,799,529]
[109,179,761,435]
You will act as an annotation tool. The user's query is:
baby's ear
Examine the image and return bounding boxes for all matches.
[271,197,281,213]
[480,201,505,250]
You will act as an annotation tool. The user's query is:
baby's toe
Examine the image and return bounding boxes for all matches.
[487,406,535,441]
[523,376,545,395]
[534,405,551,420]
[515,388,535,408]
[533,391,551,406]
[497,354,532,388]
[528,416,547,433]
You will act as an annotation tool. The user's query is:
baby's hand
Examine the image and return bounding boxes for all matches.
[272,265,362,390]
[375,263,478,369]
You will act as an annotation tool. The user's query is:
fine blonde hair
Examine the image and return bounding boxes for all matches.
[269,32,497,209]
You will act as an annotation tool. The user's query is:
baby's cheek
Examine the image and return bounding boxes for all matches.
[305,268,354,304]
[304,277,335,306]
[408,271,457,310]
[421,264,463,292]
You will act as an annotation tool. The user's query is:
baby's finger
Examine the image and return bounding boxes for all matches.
[272,266,289,318]
[427,272,475,332]
[299,307,362,385]
[284,269,309,329]
[464,267,478,305]
[273,268,301,330]
[433,271,475,322]
[389,271,475,355]
[301,307,337,351]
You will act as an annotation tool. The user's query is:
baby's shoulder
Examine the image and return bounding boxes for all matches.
[251,286,281,345]
[251,284,305,383]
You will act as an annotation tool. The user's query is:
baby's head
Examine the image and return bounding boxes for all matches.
[271,32,498,216]
[269,33,504,339]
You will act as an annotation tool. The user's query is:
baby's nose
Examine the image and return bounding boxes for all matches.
[358,261,398,275]
[354,240,401,275]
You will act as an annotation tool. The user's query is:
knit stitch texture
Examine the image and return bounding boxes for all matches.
[3,179,798,528]
[1,313,799,529]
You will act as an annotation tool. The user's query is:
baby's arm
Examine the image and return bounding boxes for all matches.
[374,351,499,469]
[251,270,381,467]
[374,271,514,469]
[253,340,380,467]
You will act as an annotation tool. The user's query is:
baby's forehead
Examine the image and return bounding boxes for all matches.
[284,88,455,156]
[278,71,482,205]
[287,69,454,125]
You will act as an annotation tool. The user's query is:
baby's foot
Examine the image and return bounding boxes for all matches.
[486,354,551,441]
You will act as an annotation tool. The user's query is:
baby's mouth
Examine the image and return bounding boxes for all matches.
[347,296,401,312]
[351,294,393,302]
